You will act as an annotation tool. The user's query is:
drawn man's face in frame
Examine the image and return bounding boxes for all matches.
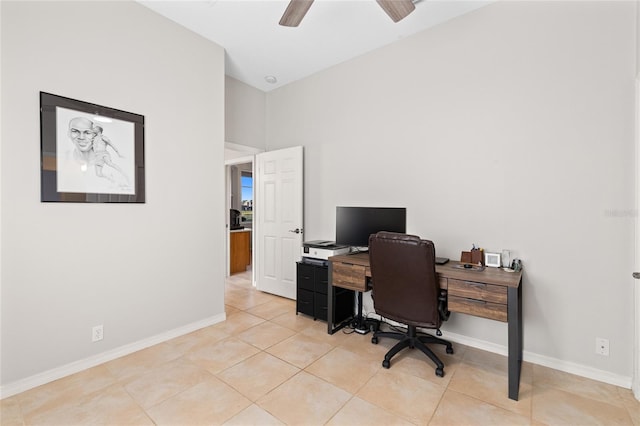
[68,117,96,152]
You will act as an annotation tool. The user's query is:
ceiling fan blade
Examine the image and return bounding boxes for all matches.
[376,0,416,23]
[279,0,315,27]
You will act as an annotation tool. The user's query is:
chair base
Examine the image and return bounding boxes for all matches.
[371,325,453,377]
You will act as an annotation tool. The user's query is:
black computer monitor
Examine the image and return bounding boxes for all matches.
[335,206,407,249]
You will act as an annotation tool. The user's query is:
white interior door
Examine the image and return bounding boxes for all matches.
[255,146,303,299]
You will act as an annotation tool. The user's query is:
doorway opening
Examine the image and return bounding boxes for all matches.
[224,144,304,300]
[228,162,253,276]
[225,142,262,284]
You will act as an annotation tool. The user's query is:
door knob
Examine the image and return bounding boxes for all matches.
[633,272,640,279]
[289,228,303,234]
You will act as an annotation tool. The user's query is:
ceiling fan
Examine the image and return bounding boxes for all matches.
[279,0,416,27]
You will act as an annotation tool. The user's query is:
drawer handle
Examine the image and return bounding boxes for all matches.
[466,282,486,289]
[464,298,486,305]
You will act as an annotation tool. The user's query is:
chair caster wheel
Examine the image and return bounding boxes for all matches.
[382,359,390,369]
[371,336,378,344]
[446,347,454,354]
[435,368,444,377]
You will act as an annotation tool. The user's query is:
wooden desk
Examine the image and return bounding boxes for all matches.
[327,252,523,401]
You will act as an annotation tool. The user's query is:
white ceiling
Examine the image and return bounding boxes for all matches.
[139,0,491,92]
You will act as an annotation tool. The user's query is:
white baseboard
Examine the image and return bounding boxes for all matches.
[444,331,633,389]
[362,312,634,391]
[0,313,226,399]
[2,314,633,400]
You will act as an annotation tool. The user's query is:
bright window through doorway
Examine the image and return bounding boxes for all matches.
[241,171,253,224]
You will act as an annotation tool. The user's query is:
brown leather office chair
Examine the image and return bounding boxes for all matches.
[368,231,453,377]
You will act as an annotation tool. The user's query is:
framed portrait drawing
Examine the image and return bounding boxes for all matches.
[40,92,145,203]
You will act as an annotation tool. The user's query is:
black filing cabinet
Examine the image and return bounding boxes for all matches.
[296,261,354,322]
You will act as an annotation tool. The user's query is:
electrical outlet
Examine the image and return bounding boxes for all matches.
[595,337,609,356]
[92,325,104,342]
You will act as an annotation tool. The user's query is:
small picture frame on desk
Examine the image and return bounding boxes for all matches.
[484,252,502,268]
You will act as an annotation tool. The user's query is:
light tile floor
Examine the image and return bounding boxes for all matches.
[3,270,639,425]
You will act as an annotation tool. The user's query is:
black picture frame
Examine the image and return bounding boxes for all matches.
[40,92,145,203]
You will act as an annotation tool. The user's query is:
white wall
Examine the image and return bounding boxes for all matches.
[266,1,637,382]
[1,1,226,391]
[225,76,266,149]
[634,0,640,399]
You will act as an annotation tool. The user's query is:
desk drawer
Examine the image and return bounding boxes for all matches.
[297,263,315,292]
[332,262,367,292]
[314,296,328,321]
[448,279,507,304]
[449,295,507,322]
[448,278,507,322]
[314,267,329,295]
[296,288,314,318]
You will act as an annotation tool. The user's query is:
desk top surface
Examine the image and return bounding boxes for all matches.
[230,228,252,233]
[329,252,522,288]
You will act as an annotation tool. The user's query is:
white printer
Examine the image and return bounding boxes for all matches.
[301,240,350,261]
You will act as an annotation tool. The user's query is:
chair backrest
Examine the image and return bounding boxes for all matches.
[368,231,441,329]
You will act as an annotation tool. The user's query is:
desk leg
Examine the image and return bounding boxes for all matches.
[328,264,335,334]
[327,263,356,335]
[507,280,523,401]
